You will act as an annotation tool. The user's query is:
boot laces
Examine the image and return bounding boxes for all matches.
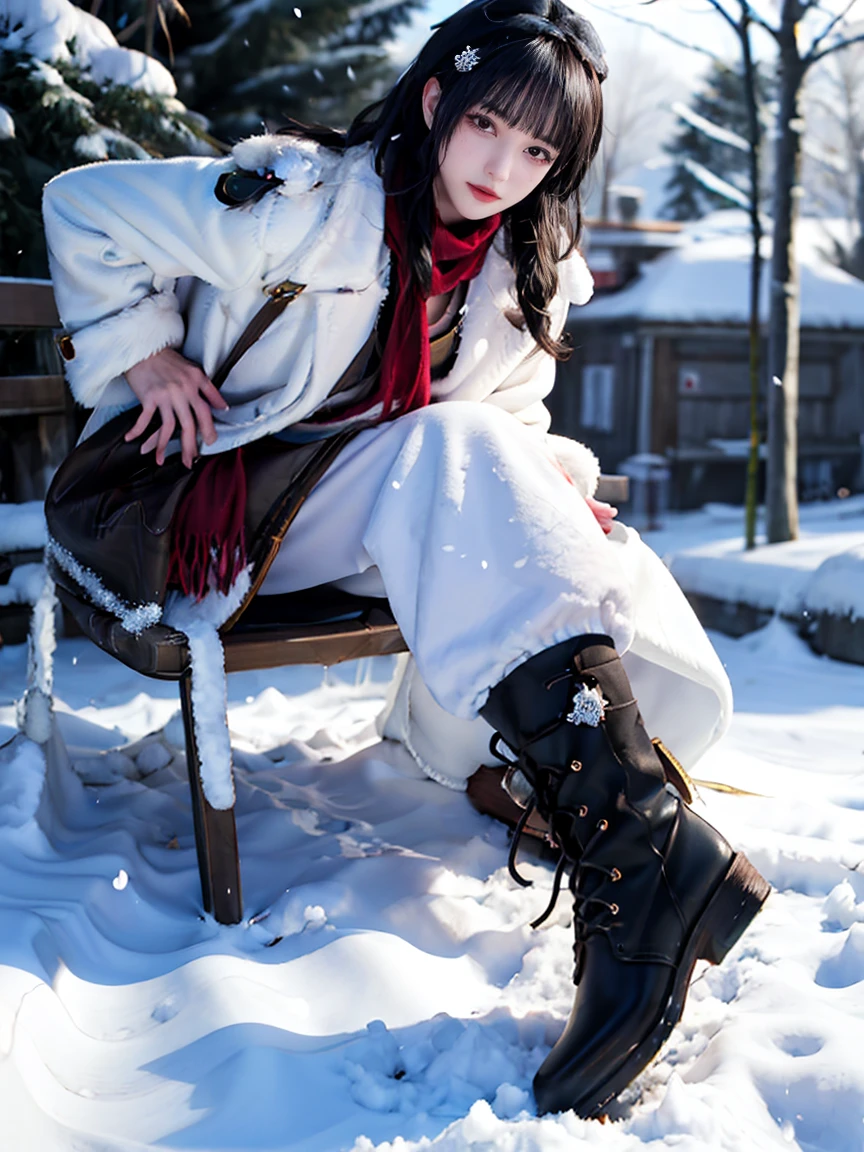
[488,667,622,942]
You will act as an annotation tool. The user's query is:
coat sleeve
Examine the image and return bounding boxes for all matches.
[483,246,600,498]
[42,153,306,407]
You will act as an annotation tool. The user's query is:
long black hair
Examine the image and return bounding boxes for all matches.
[283,0,606,360]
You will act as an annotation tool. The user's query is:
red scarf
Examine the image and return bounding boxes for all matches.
[168,200,500,601]
[166,446,247,601]
[377,195,501,419]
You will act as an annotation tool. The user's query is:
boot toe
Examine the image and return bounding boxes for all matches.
[533,950,678,1118]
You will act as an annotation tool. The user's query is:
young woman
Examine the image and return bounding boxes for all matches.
[42,0,769,1120]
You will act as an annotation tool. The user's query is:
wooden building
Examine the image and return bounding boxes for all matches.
[551,217,864,508]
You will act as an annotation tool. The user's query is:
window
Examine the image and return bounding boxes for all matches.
[581,364,615,432]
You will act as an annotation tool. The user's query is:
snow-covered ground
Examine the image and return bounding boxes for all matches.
[649,496,864,621]
[0,508,863,1149]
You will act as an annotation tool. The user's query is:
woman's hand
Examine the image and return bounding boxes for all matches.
[585,494,618,535]
[124,348,229,468]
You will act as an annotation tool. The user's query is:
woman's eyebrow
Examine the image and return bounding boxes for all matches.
[479,104,558,150]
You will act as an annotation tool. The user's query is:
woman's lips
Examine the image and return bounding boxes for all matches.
[467,183,501,203]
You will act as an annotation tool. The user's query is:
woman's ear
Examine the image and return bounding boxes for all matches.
[421,77,442,130]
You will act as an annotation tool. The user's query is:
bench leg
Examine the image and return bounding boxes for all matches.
[179,670,243,925]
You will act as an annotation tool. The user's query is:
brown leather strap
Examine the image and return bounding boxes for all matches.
[211,279,305,390]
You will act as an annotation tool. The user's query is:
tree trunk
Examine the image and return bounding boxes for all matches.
[741,14,763,550]
[145,0,157,58]
[767,1,804,543]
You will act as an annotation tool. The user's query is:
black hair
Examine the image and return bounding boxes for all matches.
[281,0,605,360]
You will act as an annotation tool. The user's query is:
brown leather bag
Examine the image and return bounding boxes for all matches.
[44,280,318,616]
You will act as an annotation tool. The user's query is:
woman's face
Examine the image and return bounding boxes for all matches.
[422,78,559,226]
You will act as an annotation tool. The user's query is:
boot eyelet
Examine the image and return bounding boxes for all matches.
[609,903,619,915]
[570,759,582,772]
[597,819,608,832]
[578,805,588,818]
[611,868,621,882]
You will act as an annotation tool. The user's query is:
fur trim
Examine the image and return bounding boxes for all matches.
[231,134,324,195]
[546,434,601,498]
[64,291,185,408]
[46,535,162,634]
[18,568,56,745]
[163,569,251,811]
[557,248,594,306]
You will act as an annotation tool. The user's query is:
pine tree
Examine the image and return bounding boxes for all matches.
[662,60,772,220]
[82,0,426,140]
[0,1,218,277]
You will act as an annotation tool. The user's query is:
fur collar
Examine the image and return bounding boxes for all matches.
[231,133,330,195]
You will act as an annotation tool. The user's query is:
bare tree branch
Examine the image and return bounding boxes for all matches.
[808,0,861,54]
[683,0,779,40]
[581,1,723,61]
[116,15,145,43]
[809,28,864,64]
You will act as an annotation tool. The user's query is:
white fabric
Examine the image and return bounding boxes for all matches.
[261,402,634,719]
[378,527,733,789]
[43,135,597,489]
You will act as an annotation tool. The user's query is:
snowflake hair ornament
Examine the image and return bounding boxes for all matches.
[454,45,481,72]
[566,681,607,727]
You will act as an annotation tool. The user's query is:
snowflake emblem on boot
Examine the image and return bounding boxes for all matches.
[566,682,607,727]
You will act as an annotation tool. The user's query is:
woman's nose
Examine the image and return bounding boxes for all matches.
[485,143,516,183]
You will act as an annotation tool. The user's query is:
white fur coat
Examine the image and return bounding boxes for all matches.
[43,135,601,497]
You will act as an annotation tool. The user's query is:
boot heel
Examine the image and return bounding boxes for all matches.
[696,853,770,965]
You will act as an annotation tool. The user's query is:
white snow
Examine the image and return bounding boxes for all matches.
[0,0,176,96]
[672,102,749,153]
[0,562,48,607]
[0,506,862,1147]
[164,570,252,810]
[803,543,864,620]
[682,157,751,210]
[654,495,864,621]
[0,500,47,552]
[581,211,864,327]
[45,535,162,635]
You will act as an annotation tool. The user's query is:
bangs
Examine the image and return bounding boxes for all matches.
[463,39,587,155]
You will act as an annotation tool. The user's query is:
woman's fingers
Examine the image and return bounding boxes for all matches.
[124,401,157,443]
[175,402,199,469]
[124,351,226,465]
[190,392,218,447]
[153,404,177,466]
[199,376,229,411]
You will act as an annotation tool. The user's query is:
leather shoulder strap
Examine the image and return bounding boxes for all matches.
[211,279,306,391]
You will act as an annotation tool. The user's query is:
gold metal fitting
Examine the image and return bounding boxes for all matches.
[610,867,621,882]
[577,805,588,818]
[570,759,582,772]
[597,818,608,832]
[267,278,306,302]
[609,903,619,915]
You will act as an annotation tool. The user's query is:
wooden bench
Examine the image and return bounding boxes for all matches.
[0,278,75,499]
[6,276,628,927]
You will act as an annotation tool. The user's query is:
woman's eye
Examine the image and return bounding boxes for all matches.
[471,114,494,132]
[526,146,552,163]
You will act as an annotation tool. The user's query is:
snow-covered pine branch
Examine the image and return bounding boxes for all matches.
[673,100,750,152]
[683,157,752,209]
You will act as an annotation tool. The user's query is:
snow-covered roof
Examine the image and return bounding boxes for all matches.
[576,211,864,329]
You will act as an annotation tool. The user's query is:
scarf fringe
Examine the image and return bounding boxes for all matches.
[168,448,248,602]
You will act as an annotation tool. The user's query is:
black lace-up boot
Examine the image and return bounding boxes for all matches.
[479,634,770,1119]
